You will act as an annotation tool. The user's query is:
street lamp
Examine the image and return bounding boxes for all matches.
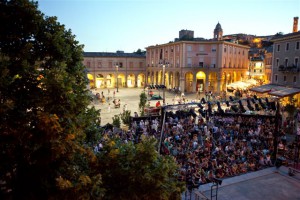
[160,60,168,105]
[162,64,166,105]
[116,64,119,92]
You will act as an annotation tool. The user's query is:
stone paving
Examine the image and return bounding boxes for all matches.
[184,166,300,200]
[89,88,198,126]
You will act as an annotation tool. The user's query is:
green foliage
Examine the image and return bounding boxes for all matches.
[133,48,146,55]
[284,97,297,118]
[112,115,121,128]
[0,1,103,199]
[139,92,147,116]
[120,110,131,125]
[97,137,185,200]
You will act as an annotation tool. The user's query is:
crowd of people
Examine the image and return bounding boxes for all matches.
[160,111,280,189]
[92,88,300,192]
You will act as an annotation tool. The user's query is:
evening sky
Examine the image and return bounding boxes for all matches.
[37,0,300,52]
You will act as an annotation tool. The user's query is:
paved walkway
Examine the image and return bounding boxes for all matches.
[89,88,198,126]
[184,166,300,200]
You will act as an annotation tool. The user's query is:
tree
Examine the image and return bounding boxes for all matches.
[120,110,131,126]
[133,48,146,55]
[139,92,147,116]
[0,1,186,199]
[0,1,103,199]
[97,137,185,200]
[112,114,121,128]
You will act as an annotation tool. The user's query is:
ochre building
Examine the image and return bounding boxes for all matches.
[145,23,250,95]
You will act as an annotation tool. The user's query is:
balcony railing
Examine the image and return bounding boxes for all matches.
[278,64,299,73]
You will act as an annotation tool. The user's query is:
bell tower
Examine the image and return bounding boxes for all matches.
[214,22,223,40]
[293,17,299,33]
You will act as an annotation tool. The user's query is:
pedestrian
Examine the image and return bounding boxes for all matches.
[108,103,111,113]
[113,90,116,98]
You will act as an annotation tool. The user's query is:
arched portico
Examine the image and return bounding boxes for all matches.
[137,73,145,87]
[196,71,206,92]
[185,72,194,93]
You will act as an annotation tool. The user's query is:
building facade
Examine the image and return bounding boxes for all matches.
[145,23,250,94]
[249,56,265,84]
[83,51,146,89]
[271,31,300,104]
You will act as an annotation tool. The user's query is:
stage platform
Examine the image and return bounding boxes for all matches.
[183,166,300,200]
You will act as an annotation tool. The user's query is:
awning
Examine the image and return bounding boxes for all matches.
[250,84,300,97]
[269,87,300,98]
[249,84,278,93]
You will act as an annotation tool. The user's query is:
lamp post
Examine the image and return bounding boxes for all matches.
[162,64,166,105]
[116,64,119,92]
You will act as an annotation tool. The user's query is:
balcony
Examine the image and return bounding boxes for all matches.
[278,64,299,73]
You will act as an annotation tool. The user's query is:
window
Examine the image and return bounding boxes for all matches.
[129,62,133,68]
[276,58,279,67]
[283,75,286,82]
[199,62,204,67]
[275,74,278,82]
[199,45,204,51]
[119,62,123,68]
[224,46,227,53]
[187,57,192,67]
[285,58,288,67]
[187,45,192,52]
[277,44,280,52]
[294,76,297,83]
[139,62,143,68]
[296,41,299,50]
[286,43,289,51]
[108,61,112,68]
[86,61,91,68]
[97,62,102,68]
[295,58,299,67]
[211,45,216,52]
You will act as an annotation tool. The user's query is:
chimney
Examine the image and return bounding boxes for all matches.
[293,17,299,33]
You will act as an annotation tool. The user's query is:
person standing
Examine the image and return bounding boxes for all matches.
[156,100,161,107]
[108,103,111,113]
